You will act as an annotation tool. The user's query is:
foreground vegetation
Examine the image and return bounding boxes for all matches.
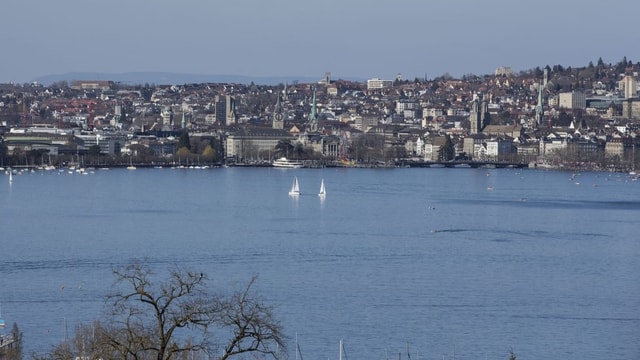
[26,264,284,360]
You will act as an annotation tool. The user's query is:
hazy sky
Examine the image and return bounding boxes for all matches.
[2,0,639,83]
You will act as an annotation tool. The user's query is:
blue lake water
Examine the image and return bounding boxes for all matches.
[1,167,639,359]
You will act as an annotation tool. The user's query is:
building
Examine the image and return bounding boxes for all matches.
[396,99,418,114]
[620,75,637,99]
[367,78,393,90]
[495,66,514,76]
[469,98,488,134]
[462,134,487,159]
[423,135,448,161]
[215,95,236,126]
[558,91,586,110]
[622,98,640,119]
[225,127,293,161]
[70,80,113,91]
[604,138,625,160]
[485,138,514,160]
[75,134,127,155]
[353,116,379,132]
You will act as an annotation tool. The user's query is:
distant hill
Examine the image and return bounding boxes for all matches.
[32,72,365,86]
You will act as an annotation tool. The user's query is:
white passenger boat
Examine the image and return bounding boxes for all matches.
[272,157,303,168]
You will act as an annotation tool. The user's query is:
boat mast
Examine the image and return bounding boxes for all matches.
[295,333,303,360]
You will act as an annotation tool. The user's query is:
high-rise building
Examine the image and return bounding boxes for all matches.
[621,75,637,99]
[558,91,586,110]
[215,95,236,125]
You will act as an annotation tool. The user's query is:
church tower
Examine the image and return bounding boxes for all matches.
[535,83,544,126]
[272,93,284,130]
[308,86,318,132]
[161,106,173,130]
[469,94,489,134]
[469,98,481,134]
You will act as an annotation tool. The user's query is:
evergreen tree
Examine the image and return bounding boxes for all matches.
[177,131,191,150]
[438,135,455,161]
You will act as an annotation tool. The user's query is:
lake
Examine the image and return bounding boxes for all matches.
[1,167,639,359]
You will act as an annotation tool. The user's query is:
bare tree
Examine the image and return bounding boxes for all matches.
[212,276,284,360]
[101,263,285,360]
[106,263,212,360]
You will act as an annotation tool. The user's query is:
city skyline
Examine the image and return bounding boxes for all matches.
[2,0,640,84]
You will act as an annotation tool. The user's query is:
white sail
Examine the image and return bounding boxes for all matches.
[318,178,326,197]
[288,176,300,196]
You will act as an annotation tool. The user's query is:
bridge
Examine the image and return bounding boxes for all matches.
[396,160,529,168]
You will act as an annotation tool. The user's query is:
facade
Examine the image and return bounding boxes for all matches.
[366,78,393,90]
[75,134,126,155]
[485,138,514,159]
[620,75,637,99]
[225,127,292,161]
[604,138,625,159]
[495,66,514,76]
[161,106,173,130]
[215,95,236,126]
[396,99,418,113]
[622,98,640,119]
[70,80,113,91]
[423,136,447,161]
[558,91,586,110]
[354,116,379,132]
[463,134,487,159]
[469,98,488,134]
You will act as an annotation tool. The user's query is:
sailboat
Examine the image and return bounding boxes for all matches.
[318,178,326,197]
[126,157,136,170]
[288,176,300,196]
[295,333,304,360]
[338,339,347,360]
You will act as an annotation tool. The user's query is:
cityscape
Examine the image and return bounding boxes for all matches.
[1,57,640,173]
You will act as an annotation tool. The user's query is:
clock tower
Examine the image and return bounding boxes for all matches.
[272,94,284,130]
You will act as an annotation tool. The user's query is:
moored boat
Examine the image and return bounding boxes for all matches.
[273,157,304,168]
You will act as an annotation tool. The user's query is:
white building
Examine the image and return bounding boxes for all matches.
[619,75,638,99]
[495,66,514,76]
[367,78,393,90]
[485,138,513,159]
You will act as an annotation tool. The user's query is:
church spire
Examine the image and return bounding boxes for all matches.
[536,81,543,126]
[283,81,288,102]
[308,85,318,132]
[272,92,284,130]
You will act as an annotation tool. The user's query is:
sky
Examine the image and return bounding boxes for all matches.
[2,0,640,84]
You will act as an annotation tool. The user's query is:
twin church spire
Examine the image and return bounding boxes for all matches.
[272,83,319,133]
